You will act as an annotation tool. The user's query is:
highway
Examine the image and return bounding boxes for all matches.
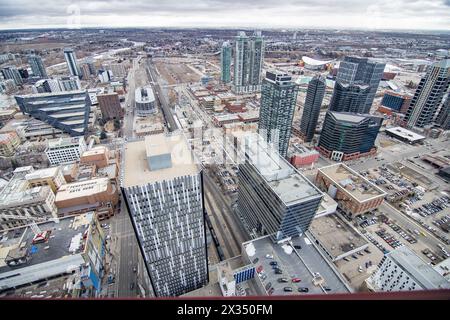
[146,59,179,132]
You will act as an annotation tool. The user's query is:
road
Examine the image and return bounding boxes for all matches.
[110,201,140,297]
[146,59,179,132]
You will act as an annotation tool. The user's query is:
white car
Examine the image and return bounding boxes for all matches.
[265,254,274,259]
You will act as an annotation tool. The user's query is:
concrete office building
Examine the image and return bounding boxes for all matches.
[336,56,385,113]
[235,133,323,241]
[58,76,81,91]
[63,48,80,77]
[97,92,123,120]
[405,59,450,128]
[0,166,58,231]
[135,86,157,116]
[300,75,326,142]
[233,31,265,94]
[45,136,87,165]
[1,66,23,86]
[15,91,91,136]
[28,54,47,78]
[220,41,232,83]
[0,79,16,94]
[121,134,208,297]
[315,164,386,217]
[329,81,370,114]
[318,111,383,161]
[24,166,66,193]
[32,79,61,93]
[258,71,299,158]
[366,246,450,292]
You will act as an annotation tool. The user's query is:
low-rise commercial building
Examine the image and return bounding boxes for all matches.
[45,136,87,165]
[0,131,21,157]
[384,127,426,144]
[366,246,450,292]
[0,212,106,297]
[24,166,66,193]
[315,164,386,217]
[55,177,119,219]
[289,144,320,168]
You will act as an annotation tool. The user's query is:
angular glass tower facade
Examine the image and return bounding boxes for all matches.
[121,134,208,297]
[235,133,323,242]
[300,75,326,142]
[318,111,383,161]
[220,41,232,83]
[233,31,265,93]
[14,91,91,136]
[259,71,299,158]
[405,59,450,128]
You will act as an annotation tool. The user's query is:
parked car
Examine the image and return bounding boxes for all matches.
[298,287,309,293]
[278,278,289,283]
[283,287,293,292]
[269,261,278,266]
[274,269,283,275]
[291,278,301,283]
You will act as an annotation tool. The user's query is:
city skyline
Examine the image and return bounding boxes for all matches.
[0,0,450,31]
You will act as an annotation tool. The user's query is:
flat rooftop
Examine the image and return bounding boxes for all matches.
[243,133,322,205]
[242,235,351,296]
[0,213,93,275]
[24,167,59,181]
[135,86,155,104]
[55,178,109,201]
[318,164,386,202]
[47,137,83,149]
[385,127,425,142]
[122,133,199,187]
[309,215,368,260]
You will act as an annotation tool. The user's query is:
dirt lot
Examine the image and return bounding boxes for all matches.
[155,60,201,85]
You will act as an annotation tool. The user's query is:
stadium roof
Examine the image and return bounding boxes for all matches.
[302,56,333,66]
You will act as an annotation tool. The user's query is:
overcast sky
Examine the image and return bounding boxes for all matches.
[0,0,449,31]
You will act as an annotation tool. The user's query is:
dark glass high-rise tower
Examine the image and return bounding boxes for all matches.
[329,81,370,113]
[259,71,299,158]
[300,75,326,142]
[220,41,232,83]
[336,56,385,113]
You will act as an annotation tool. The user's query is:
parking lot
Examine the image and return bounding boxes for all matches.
[245,235,350,296]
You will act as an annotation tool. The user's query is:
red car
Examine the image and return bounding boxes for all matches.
[292,278,301,283]
[256,265,264,273]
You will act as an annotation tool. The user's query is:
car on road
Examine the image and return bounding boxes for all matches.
[298,287,309,293]
[274,269,283,274]
[294,245,302,250]
[269,261,278,266]
[133,266,137,273]
[291,278,301,283]
[252,258,259,264]
[130,282,135,290]
[323,286,331,292]
[265,254,274,259]
[283,287,293,292]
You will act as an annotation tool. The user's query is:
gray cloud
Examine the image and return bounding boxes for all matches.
[0,0,449,30]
